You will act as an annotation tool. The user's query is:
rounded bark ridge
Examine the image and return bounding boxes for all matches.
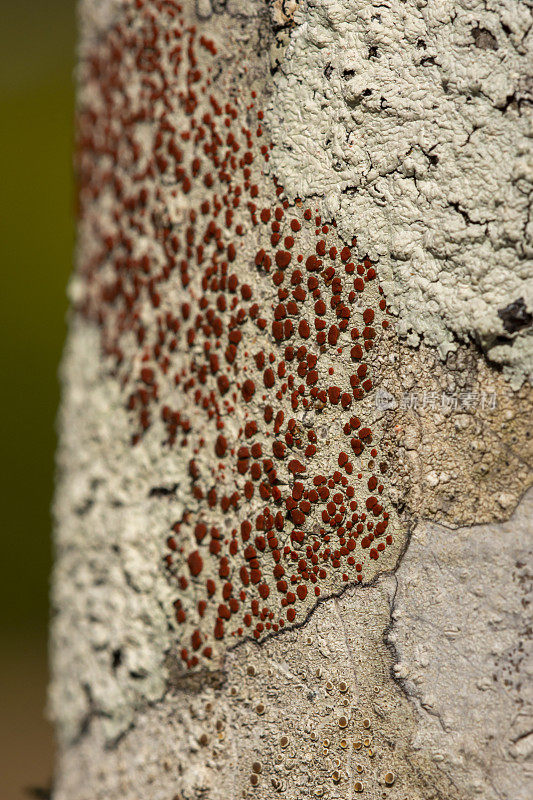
[51,1,532,798]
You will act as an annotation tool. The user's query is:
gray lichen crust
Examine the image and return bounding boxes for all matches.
[51,322,180,743]
[268,0,533,385]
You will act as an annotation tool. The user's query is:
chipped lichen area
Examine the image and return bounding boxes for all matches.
[52,0,407,747]
[374,330,532,526]
[267,0,533,385]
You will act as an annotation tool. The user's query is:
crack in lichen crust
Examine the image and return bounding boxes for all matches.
[372,331,533,527]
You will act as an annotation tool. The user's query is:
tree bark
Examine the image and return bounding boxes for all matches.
[51,1,533,798]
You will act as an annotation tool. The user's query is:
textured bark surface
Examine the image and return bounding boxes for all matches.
[51,1,532,798]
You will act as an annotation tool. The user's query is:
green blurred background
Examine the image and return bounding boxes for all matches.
[0,0,76,796]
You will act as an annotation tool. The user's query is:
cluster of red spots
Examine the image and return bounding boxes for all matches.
[77,2,394,669]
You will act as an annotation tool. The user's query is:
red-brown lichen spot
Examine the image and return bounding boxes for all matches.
[76,2,395,670]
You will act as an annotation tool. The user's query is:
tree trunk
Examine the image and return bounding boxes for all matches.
[51,1,533,798]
